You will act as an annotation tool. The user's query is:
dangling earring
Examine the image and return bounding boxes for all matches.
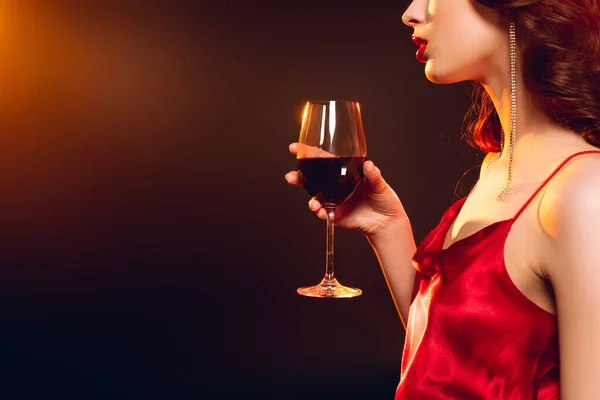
[497,20,517,202]
[468,20,517,201]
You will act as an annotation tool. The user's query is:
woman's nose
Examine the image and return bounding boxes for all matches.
[402,1,426,27]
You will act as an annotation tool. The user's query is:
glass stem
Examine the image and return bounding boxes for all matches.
[324,207,336,282]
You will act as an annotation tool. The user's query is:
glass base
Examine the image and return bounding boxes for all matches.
[297,277,362,298]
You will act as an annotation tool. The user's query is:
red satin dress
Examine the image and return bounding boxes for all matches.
[396,150,600,399]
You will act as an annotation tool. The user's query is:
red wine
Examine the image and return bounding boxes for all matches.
[297,156,365,206]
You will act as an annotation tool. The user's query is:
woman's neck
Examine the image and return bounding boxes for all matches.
[481,77,586,167]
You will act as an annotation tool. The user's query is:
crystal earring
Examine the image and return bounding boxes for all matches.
[496,20,517,202]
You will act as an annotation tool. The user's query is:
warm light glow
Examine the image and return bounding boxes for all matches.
[328,100,336,148]
[319,103,326,148]
[301,102,309,129]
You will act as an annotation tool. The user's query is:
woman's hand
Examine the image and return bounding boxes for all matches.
[285,142,409,242]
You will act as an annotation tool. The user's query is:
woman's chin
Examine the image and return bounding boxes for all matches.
[424,62,461,84]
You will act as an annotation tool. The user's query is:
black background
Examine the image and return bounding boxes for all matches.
[0,1,481,399]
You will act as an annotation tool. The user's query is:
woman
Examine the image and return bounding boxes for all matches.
[286,0,600,398]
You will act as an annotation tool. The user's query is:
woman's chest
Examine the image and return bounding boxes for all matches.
[441,192,555,315]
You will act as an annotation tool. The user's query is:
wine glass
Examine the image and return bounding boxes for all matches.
[296,100,367,298]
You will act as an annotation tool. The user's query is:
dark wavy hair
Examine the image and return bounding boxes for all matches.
[464,0,600,152]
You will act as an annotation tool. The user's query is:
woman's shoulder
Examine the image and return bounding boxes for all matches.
[537,149,600,400]
[546,146,600,196]
[539,146,600,241]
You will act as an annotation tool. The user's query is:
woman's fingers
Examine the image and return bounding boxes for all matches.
[285,171,302,186]
[289,142,336,158]
[308,198,321,212]
[286,173,326,220]
[363,160,388,194]
[309,198,328,220]
[316,208,328,220]
[289,142,298,155]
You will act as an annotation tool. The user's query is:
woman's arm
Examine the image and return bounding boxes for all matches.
[367,219,417,329]
[541,157,600,400]
[373,152,494,327]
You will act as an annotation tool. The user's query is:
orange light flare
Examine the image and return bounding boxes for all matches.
[300,101,310,129]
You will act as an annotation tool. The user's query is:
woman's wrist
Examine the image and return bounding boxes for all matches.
[366,215,413,248]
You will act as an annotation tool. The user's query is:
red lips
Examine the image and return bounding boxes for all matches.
[412,35,428,63]
[412,36,428,46]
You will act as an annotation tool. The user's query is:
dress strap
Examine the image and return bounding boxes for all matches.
[513,150,600,220]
